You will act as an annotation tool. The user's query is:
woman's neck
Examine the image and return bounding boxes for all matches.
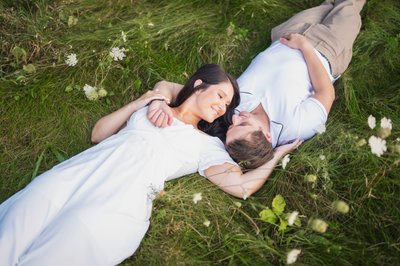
[171,101,201,128]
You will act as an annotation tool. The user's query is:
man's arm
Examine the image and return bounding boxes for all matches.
[280,33,335,114]
[204,139,302,198]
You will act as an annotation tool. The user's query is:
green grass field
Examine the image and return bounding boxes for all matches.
[1,0,399,265]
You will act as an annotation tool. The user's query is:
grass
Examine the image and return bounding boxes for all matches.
[1,0,399,265]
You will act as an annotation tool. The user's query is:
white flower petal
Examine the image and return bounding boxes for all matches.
[65,53,78,66]
[380,117,392,130]
[242,188,250,200]
[288,211,299,226]
[109,47,126,61]
[368,115,376,129]
[282,154,290,169]
[287,249,301,265]
[203,220,210,227]
[368,135,387,157]
[192,193,202,204]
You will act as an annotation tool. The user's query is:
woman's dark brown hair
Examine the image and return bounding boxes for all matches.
[170,64,240,142]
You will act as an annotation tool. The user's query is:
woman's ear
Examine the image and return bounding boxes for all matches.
[194,79,203,88]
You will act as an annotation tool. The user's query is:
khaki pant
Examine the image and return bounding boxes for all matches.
[271,0,365,76]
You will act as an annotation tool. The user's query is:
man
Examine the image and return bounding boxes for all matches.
[148,0,365,172]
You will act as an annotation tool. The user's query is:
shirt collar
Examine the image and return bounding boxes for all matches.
[269,120,283,148]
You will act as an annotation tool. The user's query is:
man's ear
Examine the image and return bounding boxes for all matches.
[264,131,272,144]
[194,79,203,88]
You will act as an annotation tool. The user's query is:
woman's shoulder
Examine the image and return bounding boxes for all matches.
[126,107,148,125]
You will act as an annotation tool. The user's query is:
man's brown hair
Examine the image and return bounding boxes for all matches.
[225,130,273,169]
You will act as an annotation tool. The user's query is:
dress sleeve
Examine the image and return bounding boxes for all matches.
[296,97,328,140]
[198,137,237,177]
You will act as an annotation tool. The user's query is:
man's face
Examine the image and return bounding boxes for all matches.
[226,111,270,143]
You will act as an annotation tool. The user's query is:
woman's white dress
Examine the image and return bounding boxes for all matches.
[0,108,235,266]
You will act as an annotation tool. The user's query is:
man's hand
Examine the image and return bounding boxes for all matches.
[147,98,173,127]
[280,33,313,51]
[273,139,303,159]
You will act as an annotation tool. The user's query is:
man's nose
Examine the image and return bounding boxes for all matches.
[232,114,240,125]
[239,111,249,117]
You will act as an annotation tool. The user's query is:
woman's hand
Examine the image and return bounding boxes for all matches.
[147,100,174,128]
[280,33,313,51]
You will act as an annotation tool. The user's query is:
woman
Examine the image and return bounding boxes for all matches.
[0,64,242,265]
[0,63,299,265]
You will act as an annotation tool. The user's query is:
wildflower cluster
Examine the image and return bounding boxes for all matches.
[83,84,108,101]
[109,47,126,61]
[64,32,128,100]
[367,115,393,157]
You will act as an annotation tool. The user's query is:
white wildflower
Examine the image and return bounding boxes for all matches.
[65,53,77,66]
[380,117,392,130]
[109,47,126,61]
[242,188,250,200]
[356,138,367,147]
[287,249,301,265]
[234,201,242,208]
[83,84,99,101]
[288,211,299,226]
[315,124,326,134]
[368,115,376,129]
[319,154,326,161]
[121,31,127,42]
[148,22,154,27]
[368,135,387,157]
[333,200,350,214]
[310,218,328,233]
[192,193,202,204]
[282,154,290,169]
[309,193,318,200]
[98,88,108,98]
[305,174,317,183]
[203,220,210,227]
[378,117,392,138]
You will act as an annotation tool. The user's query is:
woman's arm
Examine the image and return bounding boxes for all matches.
[152,80,184,103]
[280,33,335,114]
[204,139,302,198]
[91,91,169,143]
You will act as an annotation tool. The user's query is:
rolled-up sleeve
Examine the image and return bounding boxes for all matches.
[297,97,328,140]
[198,138,237,177]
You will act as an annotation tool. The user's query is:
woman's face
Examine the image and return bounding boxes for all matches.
[196,80,234,123]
